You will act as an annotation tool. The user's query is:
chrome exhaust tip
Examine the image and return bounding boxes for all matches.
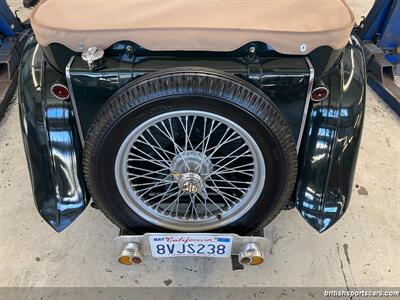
[238,242,264,266]
[118,242,144,265]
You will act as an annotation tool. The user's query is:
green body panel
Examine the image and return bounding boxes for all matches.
[19,37,366,233]
[69,52,310,141]
[296,36,366,232]
[19,37,87,232]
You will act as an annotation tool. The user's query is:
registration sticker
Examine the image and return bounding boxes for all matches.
[149,235,233,258]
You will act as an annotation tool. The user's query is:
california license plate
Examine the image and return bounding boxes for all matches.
[149,234,233,258]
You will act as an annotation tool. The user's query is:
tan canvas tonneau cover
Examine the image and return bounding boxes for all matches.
[31,0,355,55]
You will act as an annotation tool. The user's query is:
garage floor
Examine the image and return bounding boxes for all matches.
[1,0,399,293]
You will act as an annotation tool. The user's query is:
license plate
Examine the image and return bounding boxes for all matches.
[149,234,233,258]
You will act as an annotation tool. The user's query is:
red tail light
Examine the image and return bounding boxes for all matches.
[51,84,70,100]
[311,87,329,102]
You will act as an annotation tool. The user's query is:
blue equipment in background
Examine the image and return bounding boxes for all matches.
[0,0,30,118]
[358,0,400,116]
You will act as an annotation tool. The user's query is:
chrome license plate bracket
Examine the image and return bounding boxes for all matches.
[114,232,268,267]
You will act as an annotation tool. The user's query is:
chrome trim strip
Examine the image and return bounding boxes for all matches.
[296,57,315,152]
[66,56,85,146]
[31,43,40,91]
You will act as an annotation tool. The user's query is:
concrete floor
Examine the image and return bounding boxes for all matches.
[1,0,399,291]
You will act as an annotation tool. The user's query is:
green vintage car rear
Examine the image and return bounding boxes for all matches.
[19,0,365,238]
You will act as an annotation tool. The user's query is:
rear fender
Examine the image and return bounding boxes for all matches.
[296,35,366,232]
[19,36,87,232]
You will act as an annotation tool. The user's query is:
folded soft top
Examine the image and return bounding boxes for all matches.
[31,0,355,55]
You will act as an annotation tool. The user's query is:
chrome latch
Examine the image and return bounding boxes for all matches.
[81,47,104,71]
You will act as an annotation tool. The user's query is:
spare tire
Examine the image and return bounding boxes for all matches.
[83,67,297,234]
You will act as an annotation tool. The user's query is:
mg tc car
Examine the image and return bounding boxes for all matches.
[19,0,366,266]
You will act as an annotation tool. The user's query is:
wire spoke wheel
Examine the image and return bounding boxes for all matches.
[115,110,266,231]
